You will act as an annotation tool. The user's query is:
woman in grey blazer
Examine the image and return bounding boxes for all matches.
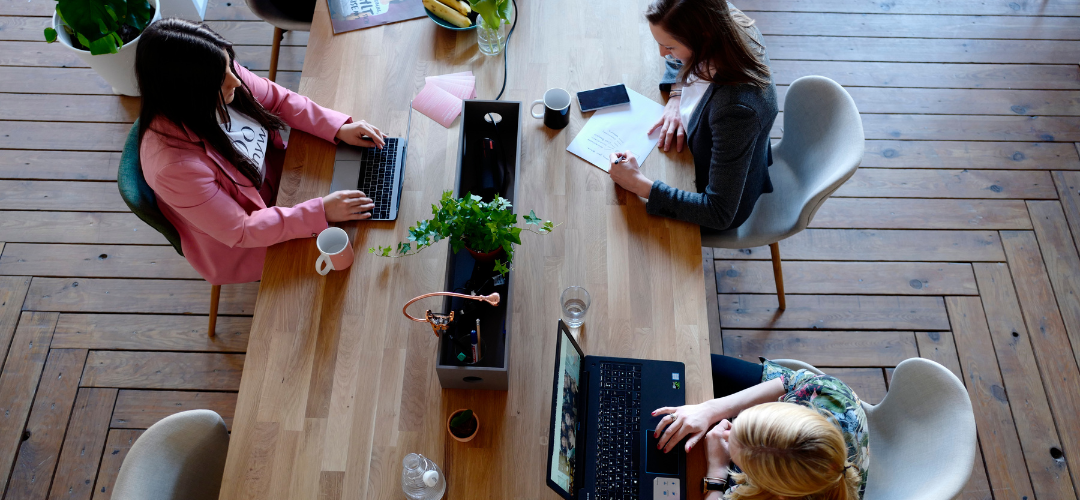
[609,0,777,231]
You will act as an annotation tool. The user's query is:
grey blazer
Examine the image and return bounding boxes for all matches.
[646,28,778,231]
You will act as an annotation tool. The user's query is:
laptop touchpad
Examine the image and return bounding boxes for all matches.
[644,432,680,475]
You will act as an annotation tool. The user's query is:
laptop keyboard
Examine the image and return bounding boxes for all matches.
[597,362,642,500]
[356,137,399,220]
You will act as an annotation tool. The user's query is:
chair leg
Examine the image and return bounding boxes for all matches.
[769,242,786,311]
[209,284,221,338]
[268,27,285,82]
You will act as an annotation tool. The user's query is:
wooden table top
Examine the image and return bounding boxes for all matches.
[217,0,714,498]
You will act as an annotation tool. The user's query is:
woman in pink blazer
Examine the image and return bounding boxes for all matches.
[134,19,384,285]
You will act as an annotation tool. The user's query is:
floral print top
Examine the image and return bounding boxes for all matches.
[724,359,870,498]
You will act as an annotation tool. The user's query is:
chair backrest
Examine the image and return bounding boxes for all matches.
[111,410,230,500]
[774,358,976,500]
[773,75,864,228]
[244,0,313,31]
[117,120,185,256]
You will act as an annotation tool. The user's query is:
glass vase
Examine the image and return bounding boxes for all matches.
[476,15,505,57]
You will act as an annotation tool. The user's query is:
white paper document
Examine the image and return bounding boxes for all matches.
[567,88,665,172]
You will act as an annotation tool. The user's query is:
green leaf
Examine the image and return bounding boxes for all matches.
[496,0,511,22]
[449,409,474,428]
[493,260,509,275]
[44,27,58,42]
[471,0,507,29]
[523,210,541,225]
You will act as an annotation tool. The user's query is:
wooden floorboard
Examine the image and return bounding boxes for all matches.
[3,0,1078,496]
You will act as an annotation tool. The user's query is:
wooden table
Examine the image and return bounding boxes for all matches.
[217,0,714,497]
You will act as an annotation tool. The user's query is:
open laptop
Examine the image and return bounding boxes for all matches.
[328,106,413,221]
[547,320,687,500]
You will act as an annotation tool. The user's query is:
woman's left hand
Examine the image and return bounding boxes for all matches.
[336,120,388,148]
[608,151,654,199]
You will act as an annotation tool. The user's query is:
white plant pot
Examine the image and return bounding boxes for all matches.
[51,0,162,96]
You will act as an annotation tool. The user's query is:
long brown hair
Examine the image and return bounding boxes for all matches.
[135,19,286,189]
[645,0,771,88]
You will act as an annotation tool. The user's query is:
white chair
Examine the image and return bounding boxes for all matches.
[702,76,864,310]
[111,410,230,500]
[773,358,977,500]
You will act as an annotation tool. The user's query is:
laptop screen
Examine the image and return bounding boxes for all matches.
[547,321,584,498]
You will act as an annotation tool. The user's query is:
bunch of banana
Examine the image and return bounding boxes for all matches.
[424,0,473,28]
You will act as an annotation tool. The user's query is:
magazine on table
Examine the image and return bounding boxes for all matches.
[327,0,426,34]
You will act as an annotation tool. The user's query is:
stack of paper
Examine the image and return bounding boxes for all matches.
[412,71,477,128]
[567,88,665,172]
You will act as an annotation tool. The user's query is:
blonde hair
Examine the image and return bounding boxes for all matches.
[727,402,860,500]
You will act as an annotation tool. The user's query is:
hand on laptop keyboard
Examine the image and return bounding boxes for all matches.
[336,119,388,149]
[323,190,375,222]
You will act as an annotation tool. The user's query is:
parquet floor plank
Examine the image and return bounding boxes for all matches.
[1028,201,1080,366]
[808,198,1033,230]
[0,151,120,181]
[52,314,250,353]
[4,349,87,500]
[0,312,58,490]
[721,330,918,366]
[0,244,199,280]
[711,229,1006,262]
[0,124,128,151]
[771,60,1080,90]
[715,260,977,295]
[111,390,237,430]
[738,0,1080,16]
[89,429,141,500]
[1056,171,1080,252]
[914,331,994,500]
[0,17,309,46]
[0,181,130,212]
[702,248,722,354]
[778,86,1080,116]
[818,368,887,405]
[860,140,1080,170]
[23,279,258,316]
[752,11,1080,40]
[718,294,950,330]
[80,352,244,391]
[765,35,1080,64]
[47,388,116,500]
[773,113,1080,142]
[947,296,1039,499]
[0,94,138,123]
[0,213,168,245]
[833,169,1058,199]
[0,277,32,373]
[975,263,1080,496]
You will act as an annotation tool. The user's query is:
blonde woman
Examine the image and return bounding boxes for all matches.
[652,356,869,498]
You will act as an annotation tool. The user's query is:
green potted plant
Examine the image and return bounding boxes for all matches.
[370,191,556,275]
[447,409,479,442]
[44,0,160,95]
[470,0,511,56]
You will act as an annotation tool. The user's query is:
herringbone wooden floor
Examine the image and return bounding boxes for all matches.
[1,0,1079,498]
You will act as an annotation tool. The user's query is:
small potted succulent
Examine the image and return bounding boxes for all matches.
[44,0,161,95]
[370,190,556,275]
[447,409,479,442]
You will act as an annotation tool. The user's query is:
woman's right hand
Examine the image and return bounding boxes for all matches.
[648,95,686,153]
[323,190,375,222]
[652,402,719,453]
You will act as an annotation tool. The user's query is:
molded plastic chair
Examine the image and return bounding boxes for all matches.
[111,410,230,500]
[773,358,977,500]
[117,121,221,336]
[702,76,864,310]
[244,0,313,82]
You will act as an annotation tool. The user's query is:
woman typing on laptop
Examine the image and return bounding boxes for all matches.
[652,356,868,499]
[607,0,777,232]
[135,19,388,284]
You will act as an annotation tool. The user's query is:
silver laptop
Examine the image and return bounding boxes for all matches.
[329,106,413,221]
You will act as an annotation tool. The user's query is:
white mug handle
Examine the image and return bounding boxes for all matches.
[316,254,333,275]
[531,100,545,119]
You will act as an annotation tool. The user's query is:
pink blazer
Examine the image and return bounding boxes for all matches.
[141,64,351,285]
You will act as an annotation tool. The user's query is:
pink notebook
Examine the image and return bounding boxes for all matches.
[412,72,478,128]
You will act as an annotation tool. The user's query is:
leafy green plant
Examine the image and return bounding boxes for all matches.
[44,0,155,55]
[470,0,510,29]
[370,190,556,275]
[449,409,474,430]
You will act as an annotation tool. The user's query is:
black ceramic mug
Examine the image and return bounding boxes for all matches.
[530,88,571,130]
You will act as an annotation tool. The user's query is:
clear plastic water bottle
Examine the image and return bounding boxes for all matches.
[401,453,446,500]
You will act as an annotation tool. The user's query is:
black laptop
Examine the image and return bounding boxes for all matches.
[546,320,687,500]
[328,106,413,221]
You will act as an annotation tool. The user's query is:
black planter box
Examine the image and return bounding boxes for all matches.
[435,100,522,391]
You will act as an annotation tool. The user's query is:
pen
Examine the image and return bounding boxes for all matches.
[470,326,479,363]
[475,318,482,360]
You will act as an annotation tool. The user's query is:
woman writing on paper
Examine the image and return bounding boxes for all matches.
[135,19,388,285]
[608,0,777,232]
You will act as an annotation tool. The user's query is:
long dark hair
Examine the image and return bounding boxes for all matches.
[135,18,286,189]
[645,0,771,89]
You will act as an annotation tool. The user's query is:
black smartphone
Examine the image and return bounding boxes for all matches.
[577,84,631,112]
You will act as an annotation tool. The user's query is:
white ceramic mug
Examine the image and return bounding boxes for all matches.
[316,227,354,275]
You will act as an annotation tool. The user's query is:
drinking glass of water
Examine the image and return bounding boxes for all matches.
[561,286,591,328]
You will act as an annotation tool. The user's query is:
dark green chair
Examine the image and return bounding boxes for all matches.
[117,120,221,337]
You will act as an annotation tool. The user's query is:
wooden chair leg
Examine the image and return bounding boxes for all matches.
[209,284,221,338]
[268,27,285,82]
[769,242,786,311]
